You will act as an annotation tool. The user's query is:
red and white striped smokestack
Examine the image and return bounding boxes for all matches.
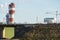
[8,3,15,24]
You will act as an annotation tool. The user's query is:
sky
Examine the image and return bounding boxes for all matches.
[0,0,60,23]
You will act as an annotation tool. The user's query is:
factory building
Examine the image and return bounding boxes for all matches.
[44,18,56,24]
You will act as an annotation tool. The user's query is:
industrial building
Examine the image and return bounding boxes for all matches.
[44,18,56,24]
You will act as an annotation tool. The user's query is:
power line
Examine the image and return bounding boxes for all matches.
[45,11,60,23]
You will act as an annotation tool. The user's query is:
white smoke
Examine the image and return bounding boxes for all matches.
[0,4,4,8]
[5,3,8,7]
[0,3,8,8]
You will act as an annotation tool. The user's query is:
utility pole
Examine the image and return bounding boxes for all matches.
[36,16,38,23]
[56,11,58,23]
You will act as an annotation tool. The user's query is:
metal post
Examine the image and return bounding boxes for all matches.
[36,16,38,23]
[56,11,58,24]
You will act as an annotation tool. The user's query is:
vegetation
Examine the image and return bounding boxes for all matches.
[3,24,60,40]
[13,24,60,40]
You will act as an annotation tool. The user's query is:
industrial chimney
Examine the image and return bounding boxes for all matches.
[6,3,15,24]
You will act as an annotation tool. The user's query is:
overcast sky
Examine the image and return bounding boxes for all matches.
[0,0,60,23]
